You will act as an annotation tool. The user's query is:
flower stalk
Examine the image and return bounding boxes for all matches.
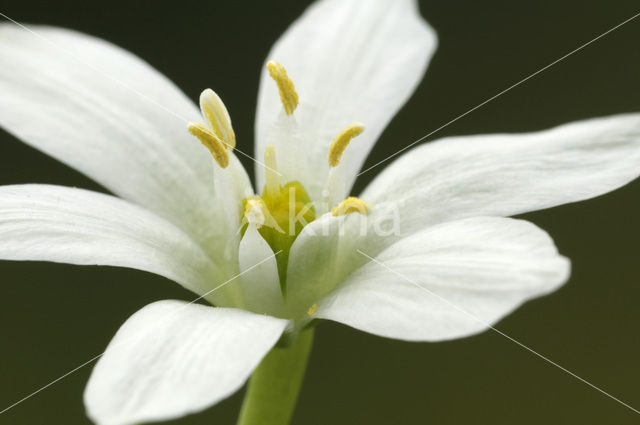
[237,328,314,425]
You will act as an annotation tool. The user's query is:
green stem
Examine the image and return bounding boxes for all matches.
[236,328,314,425]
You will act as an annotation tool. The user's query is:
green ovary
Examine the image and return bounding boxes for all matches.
[242,181,315,295]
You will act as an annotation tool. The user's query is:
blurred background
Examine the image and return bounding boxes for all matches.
[1,0,639,424]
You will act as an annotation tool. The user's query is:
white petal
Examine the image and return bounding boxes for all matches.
[362,114,640,236]
[238,224,284,316]
[0,24,251,256]
[84,300,288,425]
[211,155,255,265]
[255,0,437,199]
[286,209,400,317]
[286,213,346,317]
[317,217,570,341]
[0,184,233,304]
[261,112,305,191]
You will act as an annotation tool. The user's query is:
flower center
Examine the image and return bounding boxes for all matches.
[187,61,371,299]
[243,179,315,294]
[241,141,316,292]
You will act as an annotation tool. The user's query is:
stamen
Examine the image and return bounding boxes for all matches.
[264,145,280,197]
[331,196,370,217]
[266,61,299,115]
[244,197,284,232]
[199,89,236,149]
[187,122,229,168]
[307,304,318,316]
[327,122,365,167]
[244,199,267,227]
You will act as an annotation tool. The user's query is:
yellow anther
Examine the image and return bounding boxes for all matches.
[327,122,365,167]
[244,197,283,232]
[331,196,371,217]
[244,199,267,227]
[266,61,299,115]
[264,145,280,197]
[199,89,236,149]
[187,122,229,168]
[307,304,318,316]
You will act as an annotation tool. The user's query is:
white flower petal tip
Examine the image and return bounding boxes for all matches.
[0,24,251,254]
[362,113,640,234]
[84,301,289,425]
[255,0,438,199]
[316,217,571,342]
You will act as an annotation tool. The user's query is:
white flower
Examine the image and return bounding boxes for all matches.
[1,0,639,424]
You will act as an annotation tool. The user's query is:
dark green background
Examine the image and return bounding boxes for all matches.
[1,1,639,424]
